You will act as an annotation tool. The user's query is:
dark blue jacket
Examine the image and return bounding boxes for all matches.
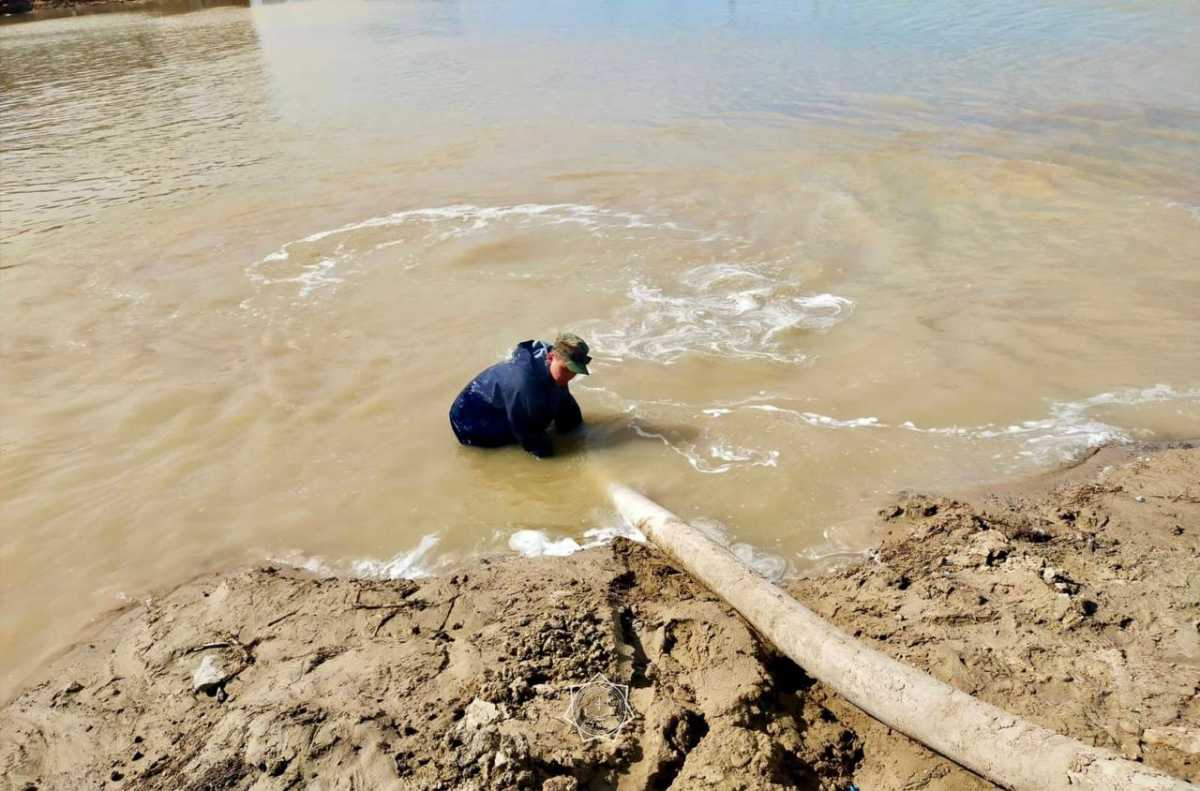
[449,340,582,457]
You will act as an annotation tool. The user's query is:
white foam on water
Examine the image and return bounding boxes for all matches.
[268,549,338,576]
[896,384,1200,463]
[798,546,875,565]
[589,262,854,364]
[269,534,446,581]
[690,517,791,582]
[293,258,345,298]
[269,517,649,582]
[631,423,780,474]
[595,378,1196,472]
[710,442,780,466]
[1160,200,1200,223]
[797,528,877,571]
[745,404,882,429]
[729,383,1200,465]
[351,534,442,580]
[246,203,724,299]
[584,521,649,546]
[507,519,647,558]
[508,530,582,557]
[732,544,791,582]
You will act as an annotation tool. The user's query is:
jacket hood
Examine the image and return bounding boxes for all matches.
[512,340,553,379]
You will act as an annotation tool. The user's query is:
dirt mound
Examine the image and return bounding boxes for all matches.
[788,444,1200,788]
[3,443,1197,790]
[0,541,862,790]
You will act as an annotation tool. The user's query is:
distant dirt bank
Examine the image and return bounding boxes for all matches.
[2,442,1196,789]
[3,0,246,21]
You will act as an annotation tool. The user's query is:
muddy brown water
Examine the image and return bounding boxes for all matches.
[2,0,1199,699]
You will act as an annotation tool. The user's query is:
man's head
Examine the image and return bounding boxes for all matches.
[547,332,591,386]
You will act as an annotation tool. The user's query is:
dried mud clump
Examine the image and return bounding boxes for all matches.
[789,445,1200,788]
[1,541,860,790]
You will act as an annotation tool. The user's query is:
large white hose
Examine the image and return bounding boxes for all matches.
[609,482,1195,791]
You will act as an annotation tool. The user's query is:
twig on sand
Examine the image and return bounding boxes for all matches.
[350,587,422,637]
[371,610,402,638]
[179,636,256,667]
[266,608,302,628]
[181,641,234,655]
[435,594,461,634]
[1140,493,1200,504]
[350,587,417,610]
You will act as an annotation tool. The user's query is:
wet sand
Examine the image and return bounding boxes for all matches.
[3,442,1197,790]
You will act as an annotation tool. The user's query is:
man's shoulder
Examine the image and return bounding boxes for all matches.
[484,357,541,389]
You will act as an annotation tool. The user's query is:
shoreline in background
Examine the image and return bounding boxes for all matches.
[3,440,1196,789]
[2,0,248,23]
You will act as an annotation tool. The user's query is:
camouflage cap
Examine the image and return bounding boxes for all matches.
[553,332,592,375]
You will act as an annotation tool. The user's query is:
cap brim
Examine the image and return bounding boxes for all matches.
[566,360,590,375]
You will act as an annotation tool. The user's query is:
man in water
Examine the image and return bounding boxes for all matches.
[449,333,591,458]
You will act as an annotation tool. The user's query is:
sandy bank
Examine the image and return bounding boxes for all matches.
[3,0,246,21]
[2,444,1197,790]
[787,443,1200,788]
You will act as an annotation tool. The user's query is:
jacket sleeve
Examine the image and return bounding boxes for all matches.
[555,390,582,433]
[505,389,554,458]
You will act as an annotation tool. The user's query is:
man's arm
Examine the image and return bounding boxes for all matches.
[555,390,582,433]
[505,389,554,458]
